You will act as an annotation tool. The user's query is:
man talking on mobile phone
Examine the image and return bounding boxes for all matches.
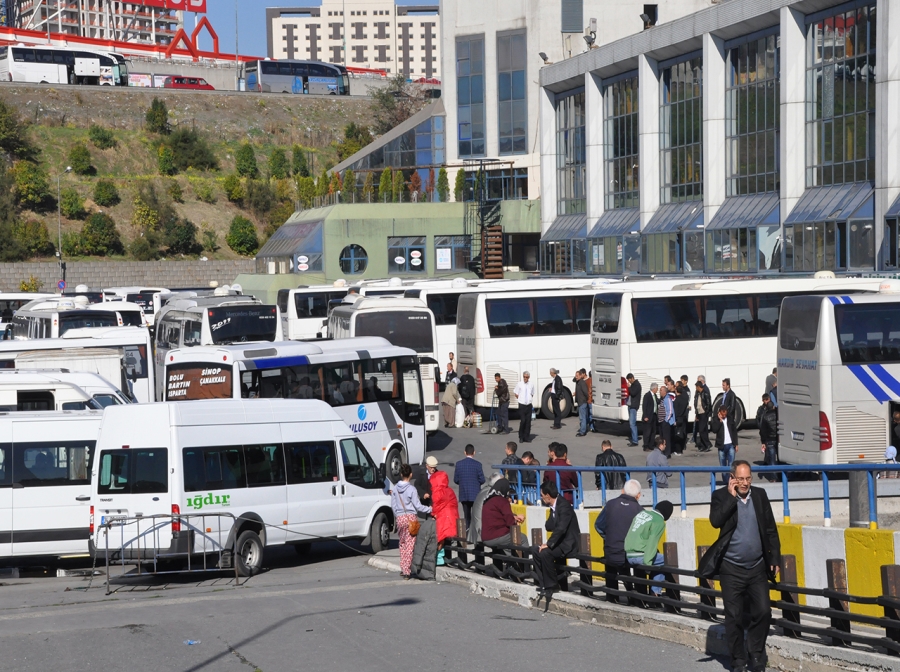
[698,460,781,672]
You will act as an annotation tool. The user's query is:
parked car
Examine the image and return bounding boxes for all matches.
[163,76,214,90]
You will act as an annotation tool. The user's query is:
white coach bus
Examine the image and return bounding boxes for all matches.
[162,338,426,482]
[777,285,900,465]
[0,411,102,560]
[590,276,886,427]
[329,297,440,434]
[90,400,392,576]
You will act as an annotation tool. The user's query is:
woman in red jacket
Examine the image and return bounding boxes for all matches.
[430,470,459,564]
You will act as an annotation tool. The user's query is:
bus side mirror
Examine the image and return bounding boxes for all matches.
[434,366,441,382]
[378,463,386,483]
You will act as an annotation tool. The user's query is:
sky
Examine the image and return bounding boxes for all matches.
[198,1,422,58]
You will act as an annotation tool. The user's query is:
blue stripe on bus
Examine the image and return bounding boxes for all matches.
[244,355,309,370]
[828,296,840,305]
[841,295,854,304]
[867,364,900,398]
[847,365,891,403]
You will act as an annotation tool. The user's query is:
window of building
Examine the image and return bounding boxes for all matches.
[434,235,470,271]
[557,90,586,215]
[339,244,367,275]
[464,168,528,201]
[660,56,703,203]
[497,31,527,155]
[806,3,876,186]
[388,236,426,274]
[456,35,486,157]
[604,75,639,209]
[726,33,780,196]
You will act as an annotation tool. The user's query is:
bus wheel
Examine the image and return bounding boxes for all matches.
[385,447,403,483]
[235,529,263,577]
[369,512,390,553]
[540,387,575,420]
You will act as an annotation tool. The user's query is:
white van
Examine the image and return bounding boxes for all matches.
[90,399,393,576]
[0,411,102,559]
[0,370,131,410]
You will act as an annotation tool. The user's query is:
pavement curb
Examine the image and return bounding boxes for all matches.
[367,555,897,672]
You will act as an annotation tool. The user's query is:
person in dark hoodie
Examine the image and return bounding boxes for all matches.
[391,463,432,579]
[594,479,644,588]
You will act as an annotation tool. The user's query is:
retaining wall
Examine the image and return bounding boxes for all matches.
[0,261,255,292]
[511,503,900,618]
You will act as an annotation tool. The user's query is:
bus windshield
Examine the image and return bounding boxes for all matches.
[58,311,119,335]
[126,292,157,314]
[779,296,822,352]
[834,302,900,364]
[355,312,434,353]
[207,306,278,344]
[592,293,622,333]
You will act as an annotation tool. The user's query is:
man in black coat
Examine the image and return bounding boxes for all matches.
[757,393,778,480]
[641,383,659,451]
[698,461,781,672]
[458,366,477,422]
[694,378,712,452]
[535,481,581,597]
[710,406,739,483]
[626,373,642,446]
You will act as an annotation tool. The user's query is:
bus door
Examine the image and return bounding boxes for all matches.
[284,438,341,543]
[337,437,383,537]
[11,425,93,557]
[0,440,11,557]
[397,357,425,463]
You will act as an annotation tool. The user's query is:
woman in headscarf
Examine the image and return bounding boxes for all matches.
[429,469,459,565]
[441,377,460,428]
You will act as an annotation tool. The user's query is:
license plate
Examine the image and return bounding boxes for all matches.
[101,515,127,526]
[601,393,611,400]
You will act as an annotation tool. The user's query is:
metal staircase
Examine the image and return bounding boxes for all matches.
[462,159,504,279]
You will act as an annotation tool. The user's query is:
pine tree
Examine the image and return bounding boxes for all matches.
[235,143,258,178]
[329,171,342,196]
[268,147,289,180]
[437,166,450,202]
[342,169,356,203]
[392,169,404,203]
[316,168,329,198]
[425,168,436,202]
[291,145,310,177]
[362,172,374,202]
[378,168,393,203]
[454,168,466,202]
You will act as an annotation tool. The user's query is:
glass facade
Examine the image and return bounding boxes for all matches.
[457,35,486,157]
[588,235,640,275]
[604,76,640,209]
[660,57,703,203]
[388,236,426,274]
[497,31,527,155]
[434,235,471,271]
[806,3,876,186]
[541,239,586,275]
[726,34,780,196]
[465,168,528,201]
[556,91,586,215]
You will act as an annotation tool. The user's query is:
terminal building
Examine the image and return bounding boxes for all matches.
[266,1,440,79]
[537,0,897,276]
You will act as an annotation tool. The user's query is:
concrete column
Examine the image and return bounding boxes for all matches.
[780,6,807,224]
[638,54,660,229]
[875,0,900,269]
[703,32,726,226]
[585,71,605,222]
[539,85,558,235]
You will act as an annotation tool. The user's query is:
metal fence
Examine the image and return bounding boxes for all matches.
[442,520,900,658]
[97,512,241,594]
[498,463,900,528]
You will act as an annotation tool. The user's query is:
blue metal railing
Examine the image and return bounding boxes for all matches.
[494,463,900,528]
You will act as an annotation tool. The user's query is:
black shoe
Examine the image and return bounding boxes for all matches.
[732,666,748,672]
[642,447,653,452]
[627,441,638,447]
[575,432,585,437]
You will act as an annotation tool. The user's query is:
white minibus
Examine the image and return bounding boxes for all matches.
[777,284,900,464]
[162,338,426,483]
[277,283,349,340]
[0,370,130,411]
[0,327,154,404]
[90,400,393,576]
[0,293,54,332]
[329,296,441,433]
[0,411,102,560]
[590,276,886,427]
[103,287,169,328]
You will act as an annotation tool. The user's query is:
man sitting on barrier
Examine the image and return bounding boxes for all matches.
[699,460,781,672]
[624,500,674,604]
[594,479,644,600]
[535,481,580,599]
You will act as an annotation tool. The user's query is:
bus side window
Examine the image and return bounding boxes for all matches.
[245,444,285,486]
[285,441,337,483]
[0,444,9,486]
[183,320,201,346]
[339,438,378,488]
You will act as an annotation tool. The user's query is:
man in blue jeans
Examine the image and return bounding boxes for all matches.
[710,406,738,484]
[574,369,590,436]
[626,373,641,447]
[624,500,674,598]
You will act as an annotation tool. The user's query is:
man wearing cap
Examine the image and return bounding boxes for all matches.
[625,500,674,599]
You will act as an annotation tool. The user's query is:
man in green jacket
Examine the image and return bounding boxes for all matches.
[624,500,674,597]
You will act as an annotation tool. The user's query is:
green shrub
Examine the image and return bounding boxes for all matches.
[235,143,258,178]
[88,124,117,149]
[166,179,183,203]
[61,231,83,256]
[157,144,176,176]
[163,128,218,172]
[454,168,466,202]
[225,215,259,256]
[164,217,200,255]
[81,212,124,256]
[60,187,85,219]
[19,275,43,292]
[342,169,356,203]
[223,174,244,203]
[68,143,93,175]
[362,172,374,202]
[0,99,35,160]
[296,176,315,209]
[145,98,169,134]
[201,224,219,253]
[92,179,120,207]
[246,179,276,216]
[129,234,158,261]
[437,166,449,202]
[131,194,161,233]
[378,168,392,202]
[292,145,310,178]
[194,180,216,204]
[12,161,50,208]
[268,147,289,180]
[12,219,54,257]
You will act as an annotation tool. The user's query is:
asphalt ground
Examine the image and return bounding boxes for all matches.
[430,411,763,492]
[0,542,731,672]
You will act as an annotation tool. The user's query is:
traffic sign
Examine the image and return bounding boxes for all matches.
[57,280,66,291]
